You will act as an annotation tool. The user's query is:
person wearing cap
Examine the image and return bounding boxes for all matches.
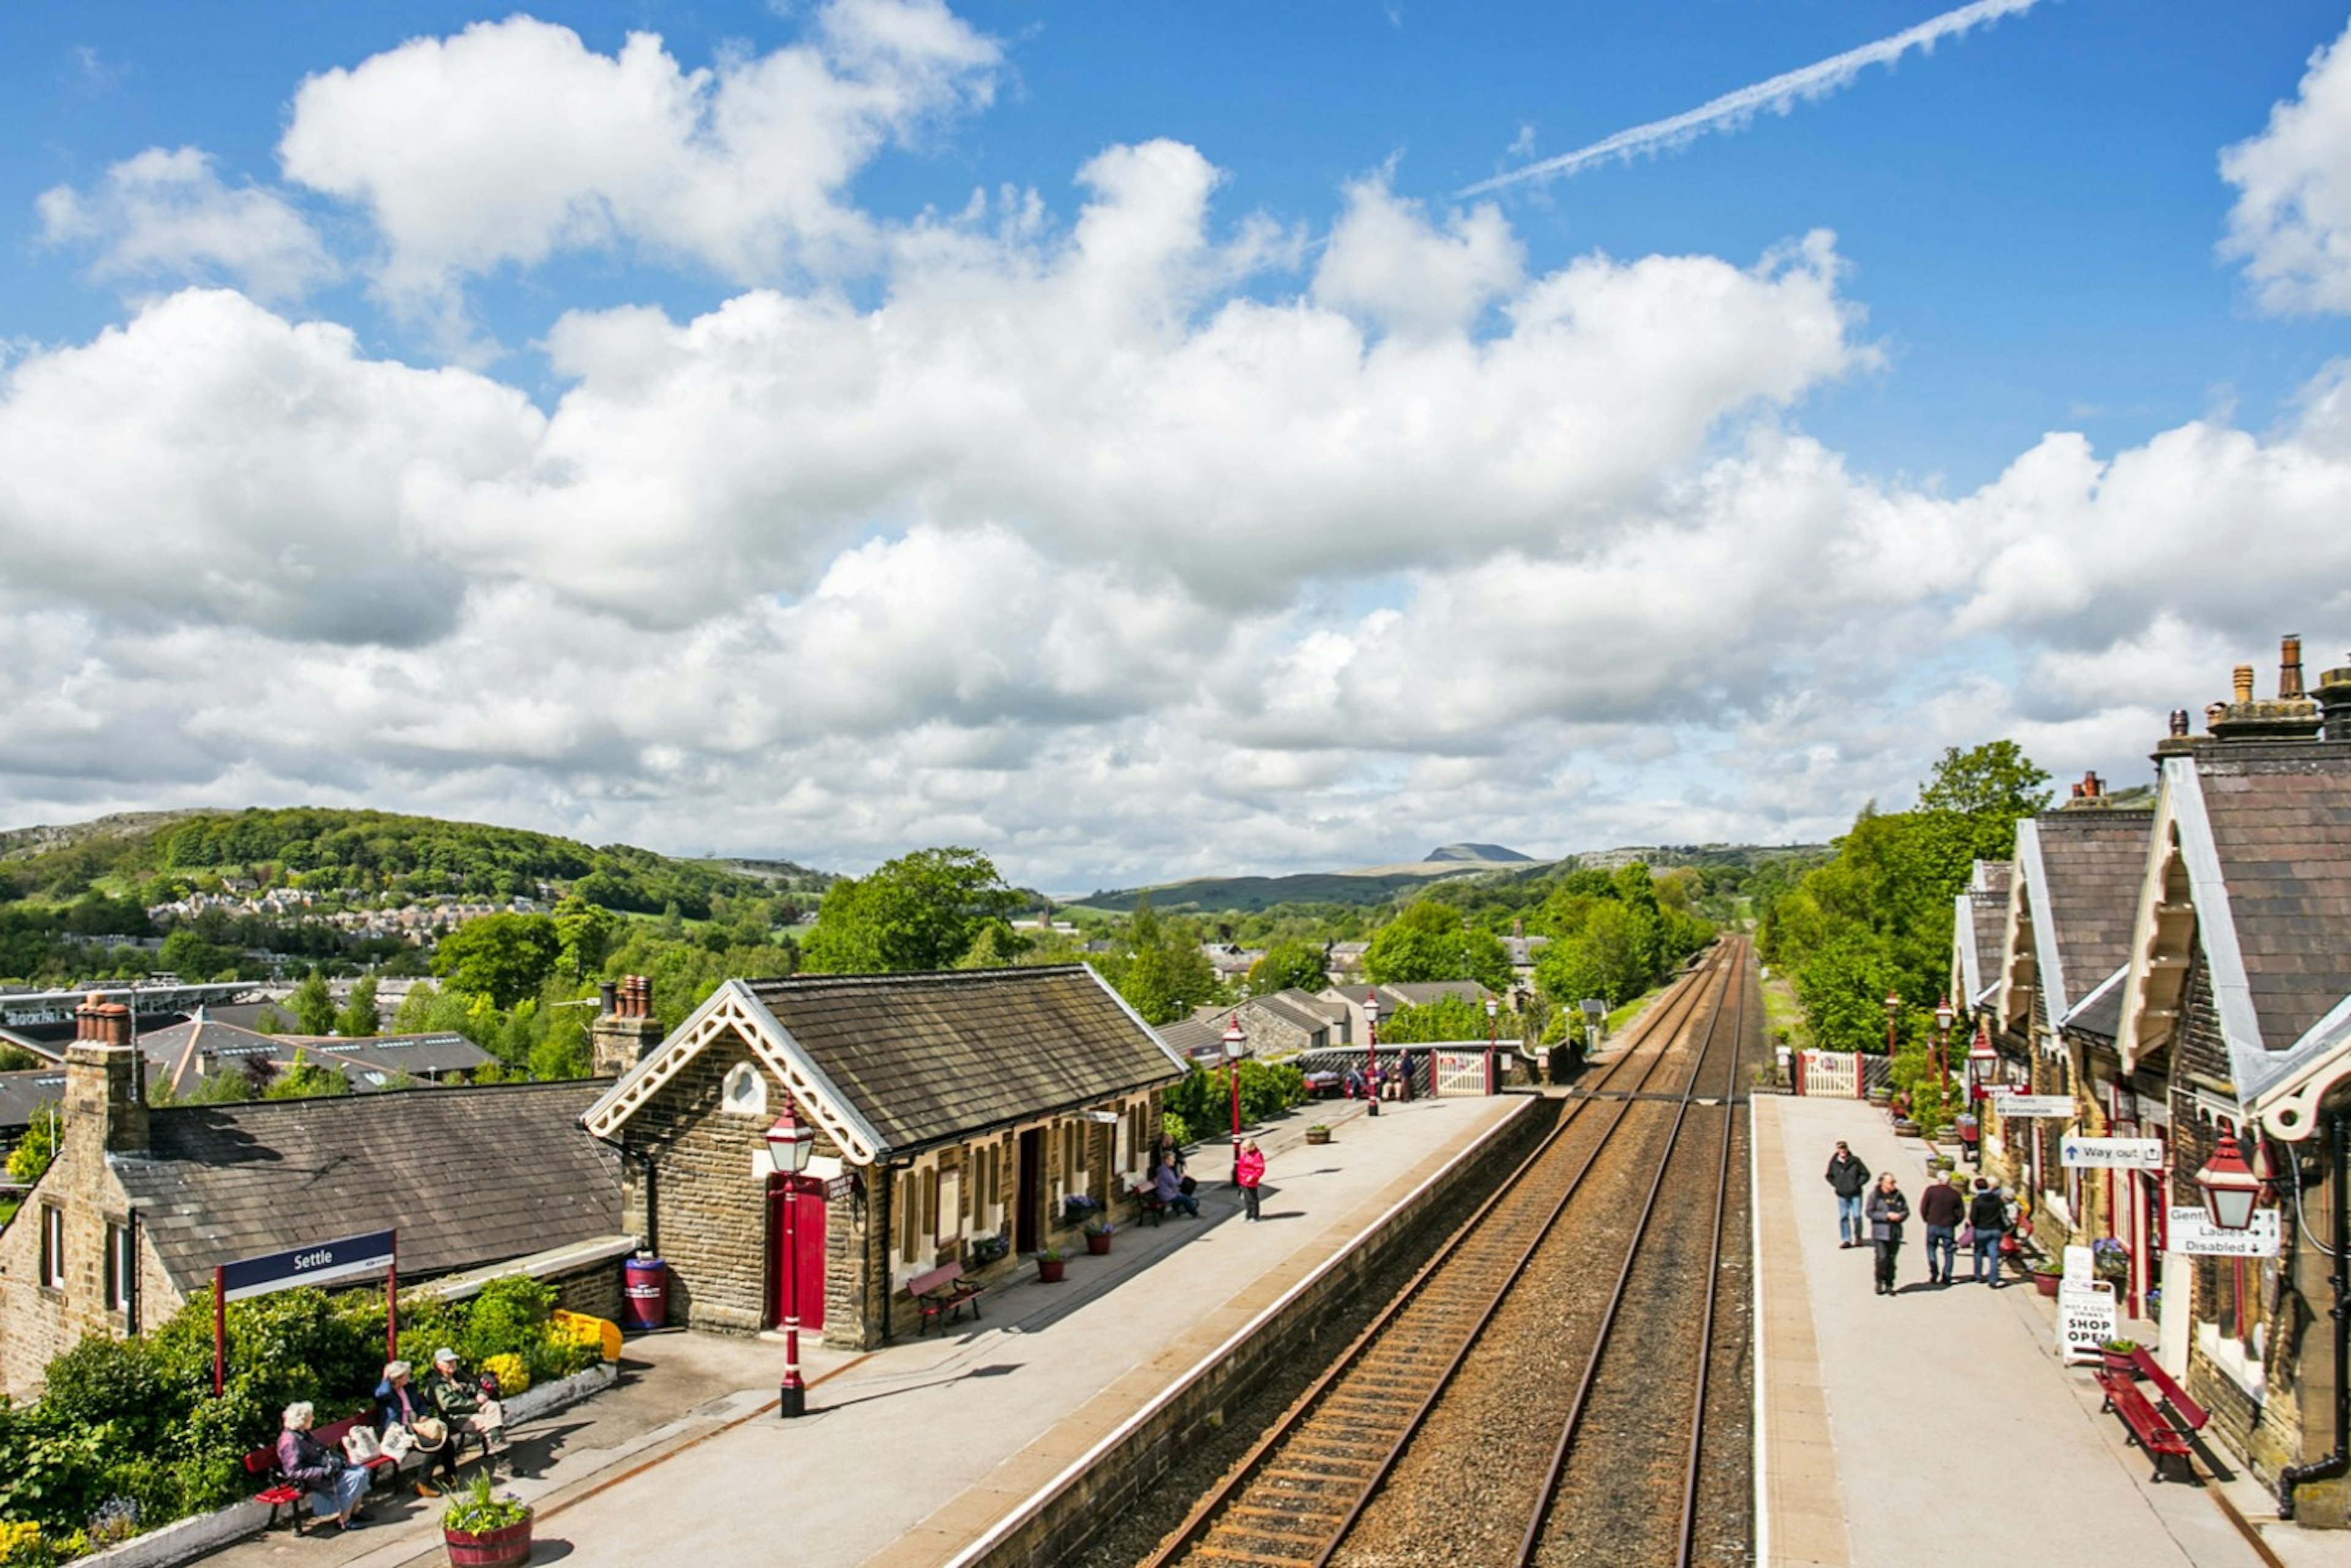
[416,1348,490,1492]
[1824,1141,1870,1247]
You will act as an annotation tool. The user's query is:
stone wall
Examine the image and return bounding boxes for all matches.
[961,1096,1555,1568]
[618,1030,781,1335]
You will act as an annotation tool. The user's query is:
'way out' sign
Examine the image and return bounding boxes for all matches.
[2060,1137,2164,1170]
[2165,1207,2282,1258]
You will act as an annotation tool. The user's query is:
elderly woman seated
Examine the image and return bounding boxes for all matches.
[277,1402,371,1532]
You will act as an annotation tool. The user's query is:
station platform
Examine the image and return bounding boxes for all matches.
[1755,1093,2351,1568]
[207,1090,1524,1568]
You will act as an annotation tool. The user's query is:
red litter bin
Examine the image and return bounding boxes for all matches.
[623,1255,668,1330]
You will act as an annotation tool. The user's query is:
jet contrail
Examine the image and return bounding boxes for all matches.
[1459,0,2042,196]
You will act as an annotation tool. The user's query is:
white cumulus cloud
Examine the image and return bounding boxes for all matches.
[2223,16,2351,313]
[37,147,336,301]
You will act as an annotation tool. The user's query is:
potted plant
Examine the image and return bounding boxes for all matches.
[1891,1117,1921,1138]
[443,1474,533,1568]
[1083,1217,1114,1255]
[1866,1084,1892,1108]
[2028,1259,2064,1299]
[1035,1247,1067,1283]
[1305,1124,1332,1146]
[2099,1338,2142,1375]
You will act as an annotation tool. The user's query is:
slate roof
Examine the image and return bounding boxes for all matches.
[1962,862,2014,1007]
[0,1069,66,1135]
[2196,751,2351,1056]
[280,1033,498,1085]
[2023,809,2154,1026]
[115,1080,621,1296]
[741,966,1185,1156]
[137,1019,494,1096]
[1158,1015,1228,1060]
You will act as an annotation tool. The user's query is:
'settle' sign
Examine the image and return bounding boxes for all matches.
[218,1229,396,1301]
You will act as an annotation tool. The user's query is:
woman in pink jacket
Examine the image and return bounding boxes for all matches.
[1235,1139,1265,1221]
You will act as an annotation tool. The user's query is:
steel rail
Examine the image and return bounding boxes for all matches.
[1139,944,1733,1568]
[1674,947,1750,1567]
[1512,936,1750,1568]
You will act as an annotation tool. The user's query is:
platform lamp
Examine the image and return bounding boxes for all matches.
[1223,1013,1248,1170]
[1363,991,1381,1117]
[1484,992,1500,1096]
[764,1102,816,1417]
[1933,996,1955,1100]
[2195,1128,2263,1232]
[1883,988,1902,1057]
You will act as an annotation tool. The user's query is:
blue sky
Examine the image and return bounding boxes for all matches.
[4,1,2351,887]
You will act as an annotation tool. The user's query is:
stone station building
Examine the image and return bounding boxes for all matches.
[581,965,1188,1349]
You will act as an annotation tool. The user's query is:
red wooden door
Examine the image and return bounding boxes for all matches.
[768,1174,827,1332]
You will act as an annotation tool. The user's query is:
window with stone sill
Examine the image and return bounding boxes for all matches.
[38,1206,62,1291]
[2199,1319,2267,1402]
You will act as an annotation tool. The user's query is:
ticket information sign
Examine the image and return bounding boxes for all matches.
[1992,1095,2074,1118]
[2060,1136,2165,1170]
[2057,1281,2118,1365]
[2165,1206,2282,1258]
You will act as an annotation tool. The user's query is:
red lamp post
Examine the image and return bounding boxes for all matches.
[1363,991,1381,1117]
[765,1102,816,1418]
[1223,1013,1247,1169]
[1933,996,1955,1099]
[1484,992,1500,1095]
[2196,1129,2263,1231]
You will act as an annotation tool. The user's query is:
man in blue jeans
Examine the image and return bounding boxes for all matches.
[1825,1141,1870,1247]
[1919,1172,1964,1285]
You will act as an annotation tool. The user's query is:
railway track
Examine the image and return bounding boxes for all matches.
[1140,939,1755,1568]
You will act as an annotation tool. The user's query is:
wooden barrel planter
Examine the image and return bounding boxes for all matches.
[445,1519,534,1568]
[1305,1127,1332,1146]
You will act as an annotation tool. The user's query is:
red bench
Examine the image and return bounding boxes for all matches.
[906,1261,983,1335]
[242,1412,396,1534]
[2132,1348,2211,1433]
[2096,1371,2192,1482]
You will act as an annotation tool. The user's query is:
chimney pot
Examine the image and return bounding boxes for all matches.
[2282,634,2306,700]
[2234,664,2256,705]
[2169,709,2191,738]
[598,981,618,1017]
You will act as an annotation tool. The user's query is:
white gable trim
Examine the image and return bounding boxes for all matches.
[2166,759,2271,1098]
[2063,963,2128,1030]
[1955,892,1982,1005]
[2016,819,2069,1024]
[1082,964,1192,1075]
[2117,784,2191,1078]
[580,980,888,1164]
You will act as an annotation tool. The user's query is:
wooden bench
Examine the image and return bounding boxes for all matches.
[2096,1371,2192,1482]
[2132,1348,2211,1433]
[1133,1180,1168,1226]
[242,1412,396,1534]
[907,1261,983,1335]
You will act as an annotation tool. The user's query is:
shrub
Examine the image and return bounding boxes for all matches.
[40,1335,174,1447]
[478,1353,530,1397]
[461,1277,557,1366]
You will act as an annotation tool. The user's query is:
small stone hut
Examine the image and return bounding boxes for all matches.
[581,965,1188,1349]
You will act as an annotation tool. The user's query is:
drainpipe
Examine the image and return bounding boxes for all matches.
[2282,1108,2351,1520]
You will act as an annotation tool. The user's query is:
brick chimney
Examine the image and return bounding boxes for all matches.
[64,992,145,1160]
[590,975,663,1078]
[2207,638,2324,743]
[2319,658,2351,742]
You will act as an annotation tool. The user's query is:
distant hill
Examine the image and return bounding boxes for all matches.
[1424,842,1533,863]
[0,807,833,920]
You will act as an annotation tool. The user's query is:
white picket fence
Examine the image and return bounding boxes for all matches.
[1796,1049,1861,1098]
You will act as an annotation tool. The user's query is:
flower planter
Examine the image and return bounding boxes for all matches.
[1305,1128,1332,1146]
[1037,1258,1066,1283]
[1891,1119,1921,1139]
[1086,1232,1111,1256]
[445,1519,533,1568]
[2031,1269,2063,1299]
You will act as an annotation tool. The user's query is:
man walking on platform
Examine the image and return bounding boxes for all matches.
[1919,1172,1963,1285]
[1967,1178,2008,1286]
[1865,1172,1909,1296]
[1825,1142,1871,1247]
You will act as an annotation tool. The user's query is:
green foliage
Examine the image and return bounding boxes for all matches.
[260,1051,348,1100]
[287,972,337,1036]
[1160,1110,1192,1147]
[443,1472,531,1533]
[1363,901,1512,991]
[1160,1060,1307,1133]
[1916,740,2055,825]
[1093,899,1222,1024]
[1245,939,1329,996]
[802,848,1022,974]
[334,975,380,1038]
[432,914,561,1009]
[1761,740,2048,1056]
[5,1116,56,1185]
[1376,993,1512,1044]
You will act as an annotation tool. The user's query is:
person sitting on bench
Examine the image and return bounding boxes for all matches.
[1154,1153,1199,1218]
[415,1348,502,1494]
[277,1402,371,1532]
